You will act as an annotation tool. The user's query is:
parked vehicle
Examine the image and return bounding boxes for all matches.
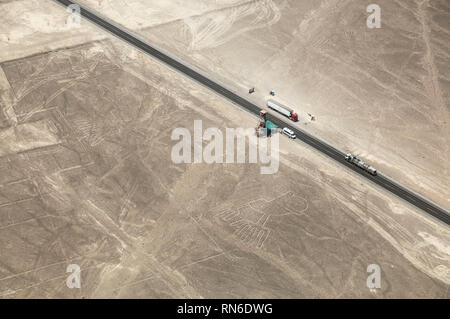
[282,127,296,139]
[267,99,299,122]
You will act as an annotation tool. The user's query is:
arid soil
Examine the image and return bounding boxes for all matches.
[76,0,450,210]
[0,0,448,298]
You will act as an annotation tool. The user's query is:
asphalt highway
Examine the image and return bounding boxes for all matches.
[54,0,450,226]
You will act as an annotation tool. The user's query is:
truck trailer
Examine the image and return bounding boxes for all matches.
[267,99,299,122]
[345,154,377,176]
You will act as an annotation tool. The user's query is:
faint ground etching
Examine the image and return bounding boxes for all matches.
[214,191,308,249]
[183,0,280,50]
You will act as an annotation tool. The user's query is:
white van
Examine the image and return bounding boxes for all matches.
[282,127,296,139]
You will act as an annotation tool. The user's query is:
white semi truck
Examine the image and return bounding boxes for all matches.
[267,100,299,122]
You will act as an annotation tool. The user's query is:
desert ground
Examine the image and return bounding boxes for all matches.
[75,0,450,211]
[0,0,449,298]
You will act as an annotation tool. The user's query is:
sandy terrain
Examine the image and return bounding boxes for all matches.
[0,0,449,298]
[74,0,450,211]
[0,0,106,63]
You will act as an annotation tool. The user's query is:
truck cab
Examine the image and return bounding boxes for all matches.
[291,113,298,122]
